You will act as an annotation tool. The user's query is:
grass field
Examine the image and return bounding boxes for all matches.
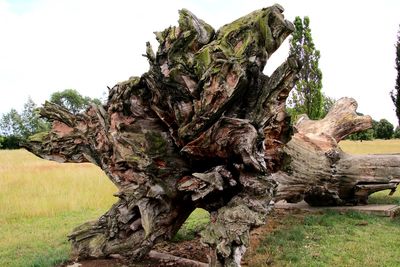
[0,150,116,267]
[339,139,400,155]
[1,139,400,266]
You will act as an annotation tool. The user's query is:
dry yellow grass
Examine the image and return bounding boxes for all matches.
[339,139,400,155]
[0,149,116,220]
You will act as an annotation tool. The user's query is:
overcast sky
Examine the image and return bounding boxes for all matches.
[1,0,399,125]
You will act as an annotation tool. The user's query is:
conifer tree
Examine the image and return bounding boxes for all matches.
[288,16,323,120]
[390,25,400,127]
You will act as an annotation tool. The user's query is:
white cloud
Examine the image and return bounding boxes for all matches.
[1,0,399,126]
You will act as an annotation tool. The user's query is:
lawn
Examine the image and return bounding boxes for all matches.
[1,139,400,266]
[245,210,400,267]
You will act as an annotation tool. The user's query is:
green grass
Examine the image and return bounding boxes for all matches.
[173,208,210,241]
[369,190,400,205]
[0,210,104,267]
[251,211,400,267]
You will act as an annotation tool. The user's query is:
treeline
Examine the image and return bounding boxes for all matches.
[0,89,101,149]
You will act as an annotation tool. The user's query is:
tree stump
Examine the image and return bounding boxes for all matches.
[24,4,400,267]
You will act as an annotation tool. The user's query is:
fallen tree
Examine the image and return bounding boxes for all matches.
[24,4,400,267]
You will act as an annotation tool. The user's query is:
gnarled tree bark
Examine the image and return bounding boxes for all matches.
[24,4,400,267]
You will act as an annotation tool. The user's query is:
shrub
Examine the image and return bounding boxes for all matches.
[0,135,21,149]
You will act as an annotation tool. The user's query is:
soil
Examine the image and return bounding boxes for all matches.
[153,238,210,263]
[60,238,209,267]
[59,209,295,267]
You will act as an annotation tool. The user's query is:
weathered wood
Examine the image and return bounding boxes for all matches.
[23,4,400,267]
[274,97,400,206]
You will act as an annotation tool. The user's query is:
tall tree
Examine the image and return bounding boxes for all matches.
[0,108,24,137]
[391,25,400,127]
[50,89,101,114]
[21,97,49,137]
[287,16,323,120]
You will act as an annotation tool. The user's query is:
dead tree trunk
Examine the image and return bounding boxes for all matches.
[274,97,400,206]
[24,4,400,267]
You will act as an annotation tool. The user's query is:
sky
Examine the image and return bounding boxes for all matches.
[1,0,400,125]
